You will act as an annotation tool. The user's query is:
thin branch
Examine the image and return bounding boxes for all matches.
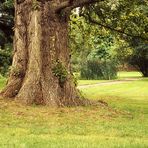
[86,14,148,41]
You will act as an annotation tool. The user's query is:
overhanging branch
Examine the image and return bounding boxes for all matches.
[87,14,148,41]
[56,0,103,12]
[55,1,69,11]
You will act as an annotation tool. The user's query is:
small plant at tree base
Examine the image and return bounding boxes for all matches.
[71,74,78,86]
[32,0,40,11]
[11,66,24,78]
[52,60,68,87]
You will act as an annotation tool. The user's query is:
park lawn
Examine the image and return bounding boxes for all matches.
[0,75,148,147]
[81,78,148,113]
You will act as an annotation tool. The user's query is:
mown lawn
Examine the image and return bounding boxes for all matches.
[0,73,148,148]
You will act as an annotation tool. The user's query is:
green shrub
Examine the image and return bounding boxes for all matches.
[52,60,68,86]
[0,44,12,76]
[81,59,117,80]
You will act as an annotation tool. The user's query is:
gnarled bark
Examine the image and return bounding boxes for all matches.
[0,0,89,106]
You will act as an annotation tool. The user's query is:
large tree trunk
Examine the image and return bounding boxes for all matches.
[0,0,87,106]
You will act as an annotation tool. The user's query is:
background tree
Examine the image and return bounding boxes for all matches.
[81,34,118,80]
[69,13,96,73]
[129,39,148,77]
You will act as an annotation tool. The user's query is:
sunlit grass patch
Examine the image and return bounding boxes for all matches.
[118,71,142,78]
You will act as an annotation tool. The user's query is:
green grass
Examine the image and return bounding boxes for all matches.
[81,78,148,110]
[118,71,143,78]
[0,72,148,147]
[0,77,6,89]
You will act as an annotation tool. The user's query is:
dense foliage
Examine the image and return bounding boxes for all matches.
[70,0,148,78]
[0,0,13,76]
[80,34,117,80]
[0,0,14,48]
